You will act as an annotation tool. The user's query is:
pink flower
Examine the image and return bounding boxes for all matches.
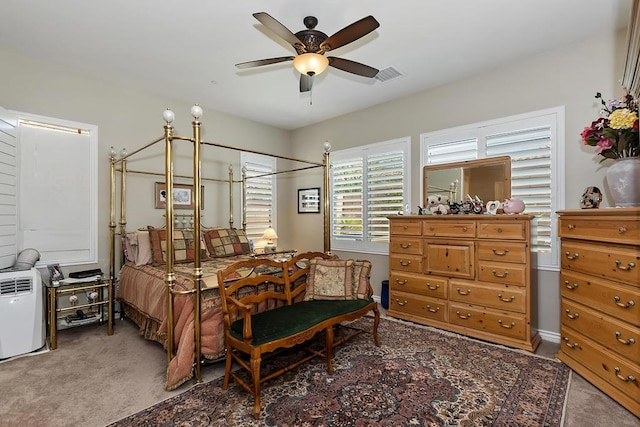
[595,138,613,154]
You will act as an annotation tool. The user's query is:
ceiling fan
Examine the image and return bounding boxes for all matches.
[236,12,380,93]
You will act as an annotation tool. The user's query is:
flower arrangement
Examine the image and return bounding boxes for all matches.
[580,92,639,160]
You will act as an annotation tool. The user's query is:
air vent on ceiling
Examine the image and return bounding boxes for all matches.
[375,66,403,82]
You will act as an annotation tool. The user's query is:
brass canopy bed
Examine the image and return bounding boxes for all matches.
[108,105,331,390]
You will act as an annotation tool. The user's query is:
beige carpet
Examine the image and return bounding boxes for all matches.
[0,317,636,426]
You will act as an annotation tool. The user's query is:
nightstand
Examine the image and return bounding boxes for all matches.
[45,277,114,350]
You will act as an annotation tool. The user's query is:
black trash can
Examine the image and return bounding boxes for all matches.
[381,280,389,309]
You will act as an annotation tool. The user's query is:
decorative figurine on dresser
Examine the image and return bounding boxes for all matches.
[388,157,540,352]
[557,207,639,417]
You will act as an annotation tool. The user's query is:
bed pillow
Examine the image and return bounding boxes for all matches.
[135,230,153,266]
[204,228,251,258]
[148,226,208,265]
[304,258,355,301]
[352,260,372,299]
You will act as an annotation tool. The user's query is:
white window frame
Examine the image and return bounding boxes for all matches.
[14,111,98,266]
[330,137,411,255]
[241,152,276,248]
[420,107,565,271]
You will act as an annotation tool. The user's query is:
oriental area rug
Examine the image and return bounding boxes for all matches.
[109,317,570,427]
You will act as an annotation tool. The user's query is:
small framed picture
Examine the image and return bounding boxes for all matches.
[298,187,321,214]
[155,182,204,210]
[47,263,64,282]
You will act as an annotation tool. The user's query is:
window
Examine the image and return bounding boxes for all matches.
[15,112,98,266]
[421,107,564,270]
[330,137,411,254]
[241,152,276,245]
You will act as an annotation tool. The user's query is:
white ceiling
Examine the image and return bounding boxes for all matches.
[1,0,632,130]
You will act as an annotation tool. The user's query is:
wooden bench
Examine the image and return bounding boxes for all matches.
[217,251,381,419]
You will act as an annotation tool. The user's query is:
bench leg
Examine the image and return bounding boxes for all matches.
[251,353,262,419]
[372,304,381,347]
[325,326,334,374]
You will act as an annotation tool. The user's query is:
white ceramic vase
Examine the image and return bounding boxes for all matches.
[605,157,640,207]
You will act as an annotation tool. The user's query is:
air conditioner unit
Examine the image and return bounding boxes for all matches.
[0,268,45,359]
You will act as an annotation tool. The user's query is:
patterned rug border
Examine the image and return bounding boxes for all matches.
[112,315,572,426]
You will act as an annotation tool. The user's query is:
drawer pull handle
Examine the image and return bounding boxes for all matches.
[614,367,636,383]
[492,269,509,278]
[615,331,636,346]
[395,279,408,285]
[455,311,471,320]
[496,227,503,233]
[429,226,434,231]
[400,243,412,249]
[614,296,635,309]
[456,287,471,296]
[614,260,636,271]
[562,337,579,349]
[399,260,412,267]
[462,226,468,232]
[426,283,440,291]
[567,224,575,230]
[563,280,578,290]
[497,319,515,329]
[497,293,515,303]
[564,309,579,320]
[394,298,408,306]
[425,305,440,313]
[492,248,510,256]
[564,252,579,260]
[403,225,408,230]
[618,226,627,234]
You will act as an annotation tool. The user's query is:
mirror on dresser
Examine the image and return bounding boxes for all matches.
[422,156,512,205]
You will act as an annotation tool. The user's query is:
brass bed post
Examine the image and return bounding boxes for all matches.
[241,166,247,231]
[109,150,117,326]
[191,105,204,383]
[163,111,176,363]
[323,142,331,253]
[228,165,234,229]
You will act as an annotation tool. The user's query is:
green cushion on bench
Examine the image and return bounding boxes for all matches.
[229,298,374,346]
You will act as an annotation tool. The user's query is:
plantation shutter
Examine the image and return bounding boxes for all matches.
[426,137,478,165]
[331,157,364,242]
[367,149,405,242]
[486,126,553,253]
[243,155,275,242]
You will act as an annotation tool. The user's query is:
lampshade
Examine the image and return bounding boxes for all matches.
[293,53,329,76]
[262,227,278,242]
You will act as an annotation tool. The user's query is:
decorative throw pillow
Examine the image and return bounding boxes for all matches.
[204,228,251,258]
[135,230,153,266]
[304,258,355,301]
[148,226,207,265]
[352,260,372,299]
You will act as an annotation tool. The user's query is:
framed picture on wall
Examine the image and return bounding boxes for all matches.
[298,187,320,214]
[155,182,204,210]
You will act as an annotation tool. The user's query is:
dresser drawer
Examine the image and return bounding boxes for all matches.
[422,221,476,238]
[424,240,474,279]
[390,219,422,236]
[389,254,423,273]
[561,299,639,363]
[560,270,639,325]
[478,261,527,286]
[560,326,640,404]
[390,272,447,298]
[449,303,526,340]
[561,241,640,284]
[449,279,526,313]
[389,290,447,322]
[477,241,529,264]
[390,237,423,255]
[477,221,526,240]
[559,216,640,246]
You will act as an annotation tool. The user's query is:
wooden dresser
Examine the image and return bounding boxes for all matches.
[557,208,639,417]
[387,214,540,352]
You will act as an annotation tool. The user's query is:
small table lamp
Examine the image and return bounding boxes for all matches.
[262,227,278,253]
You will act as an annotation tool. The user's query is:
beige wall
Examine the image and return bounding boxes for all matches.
[285,30,628,338]
[0,44,290,274]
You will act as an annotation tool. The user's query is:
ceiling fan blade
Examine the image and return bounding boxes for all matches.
[236,56,294,69]
[320,16,380,52]
[300,74,313,92]
[328,57,379,78]
[253,12,306,51]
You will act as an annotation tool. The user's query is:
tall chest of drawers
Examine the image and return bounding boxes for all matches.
[388,215,540,352]
[557,208,640,417]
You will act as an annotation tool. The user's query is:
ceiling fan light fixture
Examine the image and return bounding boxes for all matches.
[293,53,329,76]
